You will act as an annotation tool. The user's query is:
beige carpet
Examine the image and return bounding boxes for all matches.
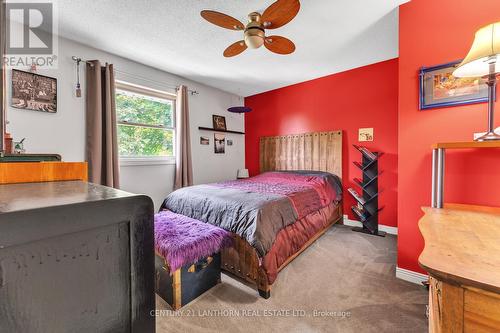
[155,225,428,333]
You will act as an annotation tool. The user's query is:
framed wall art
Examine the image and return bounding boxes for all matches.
[212,115,227,131]
[200,136,210,145]
[419,60,490,110]
[11,69,57,113]
[214,133,225,154]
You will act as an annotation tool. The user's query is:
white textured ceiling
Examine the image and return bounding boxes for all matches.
[56,0,409,96]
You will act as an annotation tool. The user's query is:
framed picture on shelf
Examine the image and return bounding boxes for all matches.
[419,60,489,110]
[212,115,227,131]
[11,69,57,113]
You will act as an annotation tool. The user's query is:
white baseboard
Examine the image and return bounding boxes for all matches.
[343,215,398,235]
[396,267,428,285]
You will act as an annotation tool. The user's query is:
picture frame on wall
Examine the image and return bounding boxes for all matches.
[11,69,57,113]
[214,133,225,154]
[212,115,227,131]
[200,136,210,145]
[419,60,489,110]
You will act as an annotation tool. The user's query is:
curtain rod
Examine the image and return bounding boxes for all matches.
[71,56,199,96]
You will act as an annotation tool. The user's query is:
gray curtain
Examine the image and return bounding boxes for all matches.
[174,85,193,190]
[86,60,120,188]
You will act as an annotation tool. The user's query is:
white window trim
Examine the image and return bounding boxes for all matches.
[120,156,176,167]
[115,80,177,101]
[116,80,176,165]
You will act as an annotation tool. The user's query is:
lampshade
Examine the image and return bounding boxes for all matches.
[237,168,249,179]
[453,22,500,77]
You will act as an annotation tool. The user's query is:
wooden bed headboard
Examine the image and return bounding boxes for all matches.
[259,130,342,179]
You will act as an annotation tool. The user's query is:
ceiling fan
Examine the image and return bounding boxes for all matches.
[200,0,300,57]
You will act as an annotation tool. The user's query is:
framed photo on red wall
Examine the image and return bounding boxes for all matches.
[419,60,489,110]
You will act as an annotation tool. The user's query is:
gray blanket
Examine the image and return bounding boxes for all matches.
[161,171,342,257]
[161,185,297,256]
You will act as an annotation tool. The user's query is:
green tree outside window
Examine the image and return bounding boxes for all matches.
[116,90,174,157]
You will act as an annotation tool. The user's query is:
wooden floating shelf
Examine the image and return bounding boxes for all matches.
[198,127,245,135]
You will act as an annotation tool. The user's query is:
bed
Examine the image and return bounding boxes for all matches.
[162,130,343,298]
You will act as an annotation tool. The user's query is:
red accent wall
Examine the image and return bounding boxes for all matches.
[245,59,399,227]
[398,0,500,273]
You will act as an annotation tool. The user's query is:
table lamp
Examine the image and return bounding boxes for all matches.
[453,22,500,141]
[237,168,249,179]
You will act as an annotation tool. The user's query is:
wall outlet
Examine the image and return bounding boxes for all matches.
[359,128,374,142]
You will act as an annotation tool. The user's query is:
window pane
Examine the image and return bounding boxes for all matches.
[116,90,173,127]
[118,125,174,157]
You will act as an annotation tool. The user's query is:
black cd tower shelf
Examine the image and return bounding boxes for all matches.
[348,145,386,237]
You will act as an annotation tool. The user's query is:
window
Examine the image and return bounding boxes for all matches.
[115,82,175,165]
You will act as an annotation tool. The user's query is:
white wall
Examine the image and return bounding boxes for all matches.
[6,37,245,210]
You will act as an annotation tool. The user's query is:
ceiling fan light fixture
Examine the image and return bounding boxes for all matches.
[244,27,265,49]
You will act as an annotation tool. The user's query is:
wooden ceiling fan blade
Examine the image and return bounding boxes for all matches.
[262,0,300,29]
[200,10,244,30]
[264,36,296,55]
[224,40,248,57]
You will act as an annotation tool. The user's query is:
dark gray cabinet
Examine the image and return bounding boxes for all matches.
[0,181,155,333]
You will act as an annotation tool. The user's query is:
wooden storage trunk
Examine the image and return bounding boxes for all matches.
[155,252,221,310]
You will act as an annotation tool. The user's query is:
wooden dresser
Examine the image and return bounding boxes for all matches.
[0,161,88,184]
[419,204,500,332]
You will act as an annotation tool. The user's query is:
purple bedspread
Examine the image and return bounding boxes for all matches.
[215,172,338,219]
[154,211,232,272]
[162,171,342,257]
